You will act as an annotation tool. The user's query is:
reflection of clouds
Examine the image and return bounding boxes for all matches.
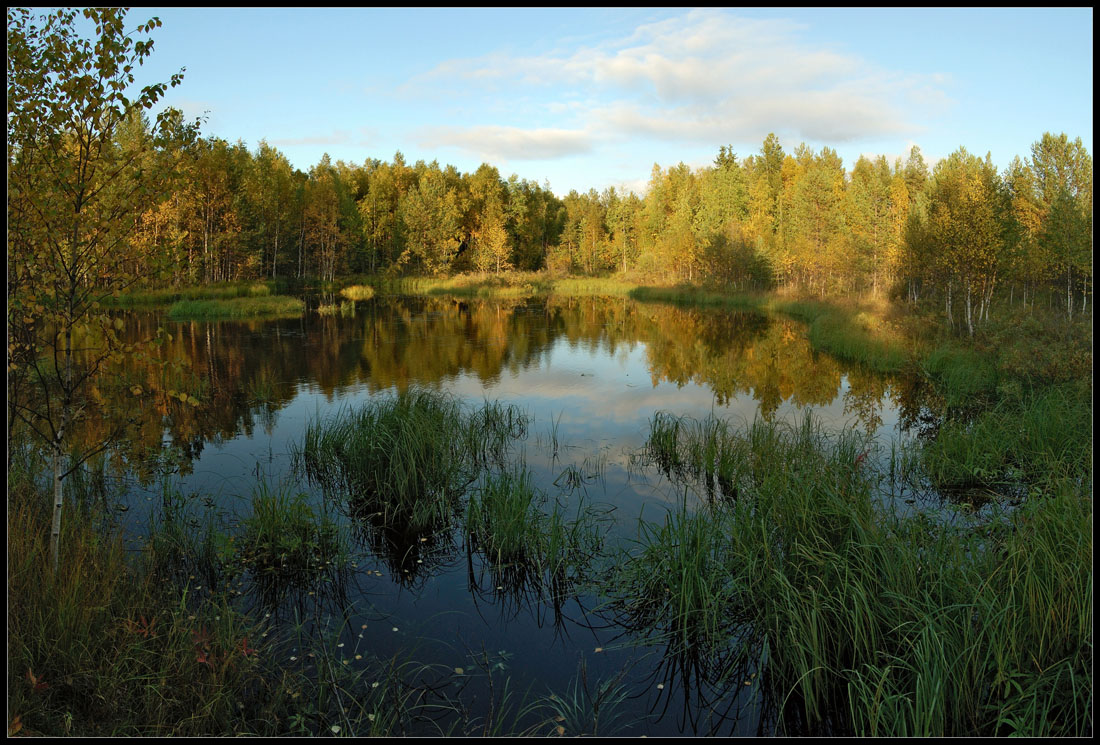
[448,335,857,446]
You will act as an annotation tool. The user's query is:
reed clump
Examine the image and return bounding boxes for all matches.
[465,467,604,597]
[296,389,529,535]
[236,480,349,588]
[339,284,376,301]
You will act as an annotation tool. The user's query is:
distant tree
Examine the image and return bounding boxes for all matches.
[926,148,1005,335]
[399,168,462,275]
[1029,133,1093,318]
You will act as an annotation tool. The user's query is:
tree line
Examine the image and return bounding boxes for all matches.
[106,112,1093,331]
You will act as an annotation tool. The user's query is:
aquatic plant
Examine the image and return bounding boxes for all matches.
[235,480,350,593]
[339,284,376,301]
[296,389,529,535]
[464,466,605,599]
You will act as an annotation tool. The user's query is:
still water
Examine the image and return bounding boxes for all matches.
[110,292,920,735]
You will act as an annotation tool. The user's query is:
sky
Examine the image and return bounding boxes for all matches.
[86,7,1093,197]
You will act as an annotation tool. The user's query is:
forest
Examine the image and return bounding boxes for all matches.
[9,76,1093,338]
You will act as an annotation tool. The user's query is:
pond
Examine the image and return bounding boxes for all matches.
[100,292,925,736]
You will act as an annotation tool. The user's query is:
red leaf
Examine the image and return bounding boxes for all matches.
[25,669,48,693]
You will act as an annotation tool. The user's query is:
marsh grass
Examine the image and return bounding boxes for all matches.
[628,284,763,310]
[537,660,632,736]
[236,480,351,601]
[624,411,1091,736]
[339,284,376,301]
[646,412,751,501]
[296,389,529,536]
[6,475,303,736]
[365,272,640,299]
[316,300,355,316]
[904,384,1091,495]
[772,299,909,373]
[610,498,740,659]
[627,287,910,373]
[464,467,605,600]
[922,343,999,407]
[167,295,305,320]
[245,373,278,404]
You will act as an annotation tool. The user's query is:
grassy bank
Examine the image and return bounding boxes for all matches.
[7,459,302,736]
[103,280,284,308]
[356,271,636,299]
[167,295,305,320]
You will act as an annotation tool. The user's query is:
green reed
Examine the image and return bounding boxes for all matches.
[296,389,528,535]
[904,383,1091,495]
[236,480,350,589]
[623,411,1091,735]
[464,466,604,598]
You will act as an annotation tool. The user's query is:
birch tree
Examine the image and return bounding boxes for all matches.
[7,7,190,570]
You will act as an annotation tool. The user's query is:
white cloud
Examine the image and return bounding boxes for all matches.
[416,125,593,162]
[412,9,948,152]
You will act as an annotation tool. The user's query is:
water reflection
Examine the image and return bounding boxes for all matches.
[85,294,914,486]
[62,293,927,736]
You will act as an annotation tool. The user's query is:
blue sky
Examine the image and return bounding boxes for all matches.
[109,7,1091,196]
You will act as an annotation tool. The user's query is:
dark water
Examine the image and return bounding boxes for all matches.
[100,293,921,736]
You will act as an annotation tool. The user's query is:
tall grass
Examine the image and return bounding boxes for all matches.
[7,475,299,736]
[922,343,999,407]
[903,384,1092,495]
[236,480,351,603]
[363,272,639,299]
[296,389,529,536]
[339,284,376,301]
[628,284,763,310]
[464,466,604,599]
[619,411,1092,736]
[316,299,356,316]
